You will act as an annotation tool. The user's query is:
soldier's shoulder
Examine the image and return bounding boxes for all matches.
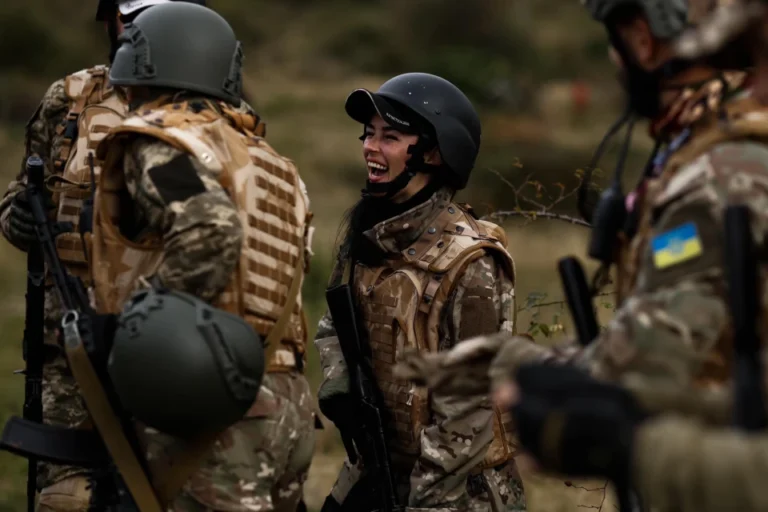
[249,134,298,170]
[661,139,768,204]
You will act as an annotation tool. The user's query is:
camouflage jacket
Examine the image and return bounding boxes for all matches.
[396,76,768,401]
[0,77,75,248]
[634,415,768,512]
[315,187,523,511]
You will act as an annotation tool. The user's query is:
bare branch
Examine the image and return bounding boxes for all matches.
[484,210,592,228]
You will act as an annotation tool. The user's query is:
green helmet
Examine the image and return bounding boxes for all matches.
[581,0,689,39]
[109,2,243,105]
[107,288,265,438]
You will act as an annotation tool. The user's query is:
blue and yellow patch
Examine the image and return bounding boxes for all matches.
[651,222,703,269]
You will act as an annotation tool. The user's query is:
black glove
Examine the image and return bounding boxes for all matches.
[511,363,645,485]
[8,188,56,250]
[7,190,38,248]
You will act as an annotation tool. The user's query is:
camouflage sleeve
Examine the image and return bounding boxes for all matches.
[313,310,349,385]
[634,416,768,512]
[578,141,768,387]
[0,78,68,246]
[124,136,243,302]
[407,254,506,509]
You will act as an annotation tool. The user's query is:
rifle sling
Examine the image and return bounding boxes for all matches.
[263,239,305,365]
[64,331,164,512]
[0,417,109,467]
[152,229,306,503]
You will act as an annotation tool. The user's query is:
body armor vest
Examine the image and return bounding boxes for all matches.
[52,66,128,283]
[92,99,310,371]
[354,204,518,470]
[618,95,768,386]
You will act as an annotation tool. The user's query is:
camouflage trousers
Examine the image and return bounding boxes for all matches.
[329,457,526,511]
[157,371,316,511]
[37,371,316,511]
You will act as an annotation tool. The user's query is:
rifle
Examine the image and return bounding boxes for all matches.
[21,155,162,511]
[325,281,403,512]
[20,156,46,512]
[723,205,768,431]
[558,256,599,347]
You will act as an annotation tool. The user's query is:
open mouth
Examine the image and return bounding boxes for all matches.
[367,161,389,183]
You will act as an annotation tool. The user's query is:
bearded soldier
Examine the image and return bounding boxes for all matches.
[497,3,768,512]
[397,0,768,411]
[0,0,206,509]
[79,3,315,510]
[315,73,525,512]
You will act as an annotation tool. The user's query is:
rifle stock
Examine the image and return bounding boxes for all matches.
[724,205,768,431]
[325,282,403,512]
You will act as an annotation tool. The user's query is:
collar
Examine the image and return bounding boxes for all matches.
[362,187,454,255]
[649,71,752,140]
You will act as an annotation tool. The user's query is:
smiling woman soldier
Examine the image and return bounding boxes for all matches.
[314,72,526,512]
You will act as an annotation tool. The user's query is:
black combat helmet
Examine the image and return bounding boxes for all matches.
[109,2,243,105]
[345,72,482,193]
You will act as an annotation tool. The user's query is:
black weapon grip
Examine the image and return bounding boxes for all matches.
[724,205,768,431]
[558,256,600,347]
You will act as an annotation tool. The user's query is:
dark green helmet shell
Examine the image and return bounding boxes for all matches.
[109,2,243,104]
[108,288,264,437]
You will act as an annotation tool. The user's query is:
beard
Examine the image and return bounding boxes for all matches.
[616,64,662,119]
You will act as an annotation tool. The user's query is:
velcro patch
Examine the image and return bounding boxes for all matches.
[147,154,206,205]
[651,222,703,269]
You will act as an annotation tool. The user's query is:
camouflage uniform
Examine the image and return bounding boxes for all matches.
[89,95,316,511]
[0,71,128,508]
[396,73,768,397]
[316,187,526,512]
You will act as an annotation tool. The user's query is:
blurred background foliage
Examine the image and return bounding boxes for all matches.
[0,0,651,509]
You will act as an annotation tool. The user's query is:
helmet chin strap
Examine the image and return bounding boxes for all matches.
[362,137,436,200]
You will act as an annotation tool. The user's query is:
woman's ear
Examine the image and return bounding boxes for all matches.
[423,147,443,166]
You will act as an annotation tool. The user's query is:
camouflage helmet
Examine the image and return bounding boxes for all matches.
[95,0,206,21]
[581,0,689,38]
[109,2,243,105]
[345,72,482,191]
[107,288,265,438]
[675,0,767,59]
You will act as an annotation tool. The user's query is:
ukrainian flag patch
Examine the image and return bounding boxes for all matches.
[651,222,703,269]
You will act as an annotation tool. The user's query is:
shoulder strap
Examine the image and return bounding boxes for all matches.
[54,71,105,174]
[62,316,163,512]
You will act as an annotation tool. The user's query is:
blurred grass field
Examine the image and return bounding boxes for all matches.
[0,1,657,509]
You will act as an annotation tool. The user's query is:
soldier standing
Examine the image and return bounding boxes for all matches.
[315,73,526,512]
[397,0,768,406]
[499,3,768,512]
[82,3,318,510]
[0,0,204,509]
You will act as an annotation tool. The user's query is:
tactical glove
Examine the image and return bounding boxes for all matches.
[511,363,645,486]
[7,190,38,249]
[6,188,57,250]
